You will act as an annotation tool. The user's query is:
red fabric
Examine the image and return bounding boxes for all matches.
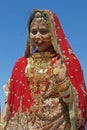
[7,57,33,119]
[53,12,87,123]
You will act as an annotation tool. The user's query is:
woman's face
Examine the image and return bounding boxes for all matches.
[29,18,52,52]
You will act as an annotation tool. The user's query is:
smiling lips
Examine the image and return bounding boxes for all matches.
[35,41,44,46]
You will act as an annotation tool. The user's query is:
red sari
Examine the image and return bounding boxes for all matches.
[7,10,87,130]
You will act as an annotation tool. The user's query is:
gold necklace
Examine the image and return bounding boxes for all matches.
[32,52,56,59]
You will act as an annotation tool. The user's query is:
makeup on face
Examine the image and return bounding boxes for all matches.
[30,19,52,52]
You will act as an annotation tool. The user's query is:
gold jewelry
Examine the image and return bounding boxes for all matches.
[30,12,47,29]
[54,78,70,92]
[32,52,55,59]
[53,67,60,75]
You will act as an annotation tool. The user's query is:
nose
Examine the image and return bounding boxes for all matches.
[35,32,42,43]
[35,32,41,39]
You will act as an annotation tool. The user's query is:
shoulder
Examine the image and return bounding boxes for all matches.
[16,56,27,64]
[13,56,28,70]
[16,56,27,63]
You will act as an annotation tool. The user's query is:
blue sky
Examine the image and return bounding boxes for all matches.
[0,0,87,109]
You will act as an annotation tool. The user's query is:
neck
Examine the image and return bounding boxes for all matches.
[37,45,55,54]
[32,46,57,59]
[46,45,55,54]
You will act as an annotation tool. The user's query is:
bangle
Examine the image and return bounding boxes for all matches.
[54,77,67,86]
[54,78,70,92]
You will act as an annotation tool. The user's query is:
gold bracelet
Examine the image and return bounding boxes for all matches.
[54,77,67,86]
[54,78,70,92]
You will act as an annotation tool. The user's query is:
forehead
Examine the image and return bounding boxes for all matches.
[30,19,49,29]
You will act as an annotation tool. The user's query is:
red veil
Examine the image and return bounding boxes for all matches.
[52,12,87,122]
[7,10,87,128]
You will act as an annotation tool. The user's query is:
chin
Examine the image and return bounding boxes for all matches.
[38,48,46,52]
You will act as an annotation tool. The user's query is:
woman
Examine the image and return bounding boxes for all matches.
[0,9,87,130]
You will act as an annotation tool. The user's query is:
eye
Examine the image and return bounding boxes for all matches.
[40,29,49,35]
[31,29,37,35]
